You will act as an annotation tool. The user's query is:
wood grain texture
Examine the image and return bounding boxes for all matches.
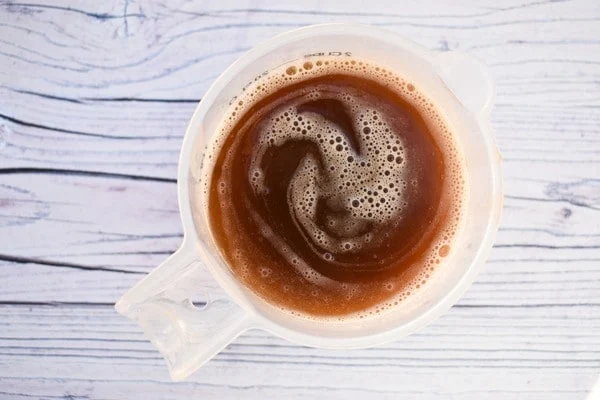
[0,0,599,398]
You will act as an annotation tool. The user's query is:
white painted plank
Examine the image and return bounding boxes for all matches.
[0,172,597,281]
[2,99,600,178]
[1,0,599,102]
[1,173,598,260]
[0,304,597,400]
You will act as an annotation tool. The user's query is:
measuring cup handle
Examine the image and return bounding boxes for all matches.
[115,243,253,381]
[436,51,495,117]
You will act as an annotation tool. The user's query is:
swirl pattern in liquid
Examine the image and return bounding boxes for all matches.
[206,59,465,319]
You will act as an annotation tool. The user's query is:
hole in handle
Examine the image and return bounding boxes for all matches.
[126,297,253,381]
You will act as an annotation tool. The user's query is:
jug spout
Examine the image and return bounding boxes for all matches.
[436,51,495,118]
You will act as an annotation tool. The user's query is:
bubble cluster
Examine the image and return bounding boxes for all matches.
[202,56,467,323]
[246,95,412,255]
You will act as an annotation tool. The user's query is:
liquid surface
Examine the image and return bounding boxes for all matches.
[206,59,465,318]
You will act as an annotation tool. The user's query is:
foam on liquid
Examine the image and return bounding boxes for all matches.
[203,57,467,321]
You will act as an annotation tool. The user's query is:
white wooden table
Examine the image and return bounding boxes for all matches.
[1,1,599,399]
